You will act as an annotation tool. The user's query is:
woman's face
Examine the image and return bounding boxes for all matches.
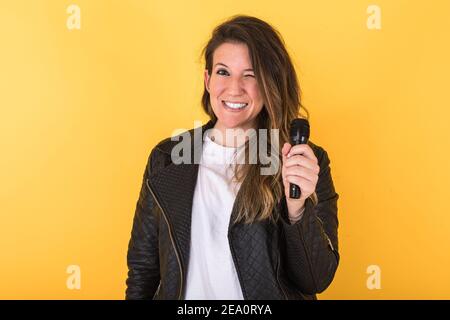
[204,42,264,133]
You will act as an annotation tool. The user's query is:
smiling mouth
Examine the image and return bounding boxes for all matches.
[222,100,248,110]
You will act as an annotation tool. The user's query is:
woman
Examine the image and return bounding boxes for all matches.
[126,15,339,300]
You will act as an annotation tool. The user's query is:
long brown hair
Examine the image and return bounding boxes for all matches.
[201,15,311,224]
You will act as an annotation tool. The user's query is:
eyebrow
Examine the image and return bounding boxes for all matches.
[214,63,254,72]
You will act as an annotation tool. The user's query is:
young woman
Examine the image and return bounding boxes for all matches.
[126,15,339,300]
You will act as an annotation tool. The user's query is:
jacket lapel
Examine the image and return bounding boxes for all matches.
[147,120,215,270]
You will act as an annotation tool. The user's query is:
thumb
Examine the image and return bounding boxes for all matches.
[282,142,291,161]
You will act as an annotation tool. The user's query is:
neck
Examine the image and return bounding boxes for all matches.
[209,123,255,148]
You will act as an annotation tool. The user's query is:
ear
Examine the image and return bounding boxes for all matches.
[204,69,210,92]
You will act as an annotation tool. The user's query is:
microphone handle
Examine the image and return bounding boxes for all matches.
[289,183,302,199]
[289,178,301,199]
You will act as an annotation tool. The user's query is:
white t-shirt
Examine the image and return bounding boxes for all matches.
[185,132,245,300]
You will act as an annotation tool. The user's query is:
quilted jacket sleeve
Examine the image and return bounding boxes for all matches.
[280,146,339,294]
[125,148,161,299]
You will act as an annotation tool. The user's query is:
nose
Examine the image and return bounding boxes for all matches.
[227,76,245,95]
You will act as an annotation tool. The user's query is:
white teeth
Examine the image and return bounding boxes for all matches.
[223,101,248,109]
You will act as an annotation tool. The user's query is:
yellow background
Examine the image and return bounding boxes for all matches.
[1,0,449,299]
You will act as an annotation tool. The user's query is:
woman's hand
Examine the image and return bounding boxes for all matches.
[281,142,320,220]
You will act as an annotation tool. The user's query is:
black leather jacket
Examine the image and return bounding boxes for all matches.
[125,120,339,300]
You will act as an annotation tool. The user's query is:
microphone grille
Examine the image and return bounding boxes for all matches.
[290,118,310,139]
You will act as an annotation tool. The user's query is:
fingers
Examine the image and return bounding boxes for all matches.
[284,155,320,173]
[284,165,318,183]
[282,142,291,158]
[287,144,317,163]
[282,143,319,204]
[284,175,314,193]
[281,143,291,181]
[282,142,319,182]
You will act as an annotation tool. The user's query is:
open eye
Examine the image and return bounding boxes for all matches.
[217,69,229,76]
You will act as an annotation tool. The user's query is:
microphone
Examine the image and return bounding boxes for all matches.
[289,118,310,199]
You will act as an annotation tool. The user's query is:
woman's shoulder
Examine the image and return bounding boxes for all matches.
[151,120,215,156]
[307,140,334,169]
[308,140,327,159]
[145,125,202,174]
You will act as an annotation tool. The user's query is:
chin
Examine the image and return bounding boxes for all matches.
[217,117,252,130]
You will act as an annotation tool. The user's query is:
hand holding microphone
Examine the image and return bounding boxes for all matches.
[281,119,320,220]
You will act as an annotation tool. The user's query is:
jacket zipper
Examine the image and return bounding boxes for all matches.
[276,251,288,300]
[316,216,335,251]
[146,178,184,300]
[153,281,161,299]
